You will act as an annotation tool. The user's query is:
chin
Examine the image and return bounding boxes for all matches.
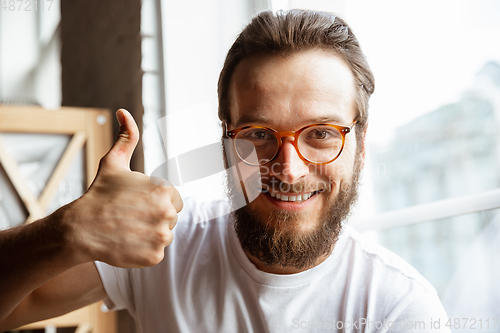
[226,154,362,269]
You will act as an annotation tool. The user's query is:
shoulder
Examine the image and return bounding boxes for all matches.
[333,227,448,326]
[340,226,436,294]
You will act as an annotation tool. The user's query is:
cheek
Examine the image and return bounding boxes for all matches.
[224,142,261,188]
[313,152,357,197]
[229,164,262,196]
[311,157,354,181]
[336,138,358,172]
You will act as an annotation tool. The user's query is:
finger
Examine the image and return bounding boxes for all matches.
[102,109,139,171]
[170,189,183,213]
[150,176,184,213]
[161,225,174,247]
[166,211,178,230]
[150,176,172,187]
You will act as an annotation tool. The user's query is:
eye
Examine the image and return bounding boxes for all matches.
[313,130,328,140]
[307,129,337,140]
[238,128,275,145]
[301,126,342,149]
[252,130,269,140]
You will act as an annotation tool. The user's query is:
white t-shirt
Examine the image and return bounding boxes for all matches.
[95,199,449,333]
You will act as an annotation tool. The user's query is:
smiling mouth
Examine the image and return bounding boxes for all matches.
[260,188,323,202]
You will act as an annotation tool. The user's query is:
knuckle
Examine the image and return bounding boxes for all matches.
[143,252,163,266]
[172,191,183,212]
[153,226,173,245]
[97,155,111,172]
[169,213,178,229]
[151,184,183,214]
[155,229,169,244]
[153,183,171,196]
[99,153,110,165]
[158,204,177,221]
[177,197,184,212]
[165,206,178,220]
[153,250,165,264]
[140,248,166,267]
[164,230,174,246]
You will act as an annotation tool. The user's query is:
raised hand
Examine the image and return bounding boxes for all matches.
[59,109,183,268]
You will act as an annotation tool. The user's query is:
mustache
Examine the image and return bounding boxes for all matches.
[259,177,332,194]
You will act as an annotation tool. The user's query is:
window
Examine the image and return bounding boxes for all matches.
[148,0,500,320]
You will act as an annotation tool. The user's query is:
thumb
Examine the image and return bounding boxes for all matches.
[102,109,139,170]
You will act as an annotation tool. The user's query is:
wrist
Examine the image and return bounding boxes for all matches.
[49,200,93,266]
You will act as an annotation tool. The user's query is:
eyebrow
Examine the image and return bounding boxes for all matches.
[235,114,271,127]
[235,113,348,127]
[310,115,348,125]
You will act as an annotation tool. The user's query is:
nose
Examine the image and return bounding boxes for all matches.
[269,138,309,184]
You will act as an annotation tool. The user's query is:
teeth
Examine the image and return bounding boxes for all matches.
[268,191,315,202]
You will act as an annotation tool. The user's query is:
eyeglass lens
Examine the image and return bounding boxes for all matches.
[234,126,344,164]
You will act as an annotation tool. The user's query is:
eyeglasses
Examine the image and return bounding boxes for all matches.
[224,121,357,166]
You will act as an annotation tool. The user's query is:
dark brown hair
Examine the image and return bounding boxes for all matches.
[217,9,375,148]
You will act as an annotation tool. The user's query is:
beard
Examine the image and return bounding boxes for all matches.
[226,156,362,271]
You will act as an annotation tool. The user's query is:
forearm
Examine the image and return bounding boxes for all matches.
[0,109,181,326]
[0,208,84,322]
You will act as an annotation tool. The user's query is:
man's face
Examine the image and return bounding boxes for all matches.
[226,48,363,271]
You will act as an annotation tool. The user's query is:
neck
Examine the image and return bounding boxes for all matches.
[244,249,333,274]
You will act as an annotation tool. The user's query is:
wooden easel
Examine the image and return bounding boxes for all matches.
[0,105,116,332]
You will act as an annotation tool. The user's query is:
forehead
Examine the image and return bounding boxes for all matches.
[228,49,357,129]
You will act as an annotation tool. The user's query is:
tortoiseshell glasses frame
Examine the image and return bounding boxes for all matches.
[224,120,357,166]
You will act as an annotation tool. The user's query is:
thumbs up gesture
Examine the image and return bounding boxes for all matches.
[59,109,183,268]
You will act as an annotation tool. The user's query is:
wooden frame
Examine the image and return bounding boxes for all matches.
[0,105,116,332]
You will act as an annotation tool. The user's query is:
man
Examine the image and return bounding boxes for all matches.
[0,10,448,332]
